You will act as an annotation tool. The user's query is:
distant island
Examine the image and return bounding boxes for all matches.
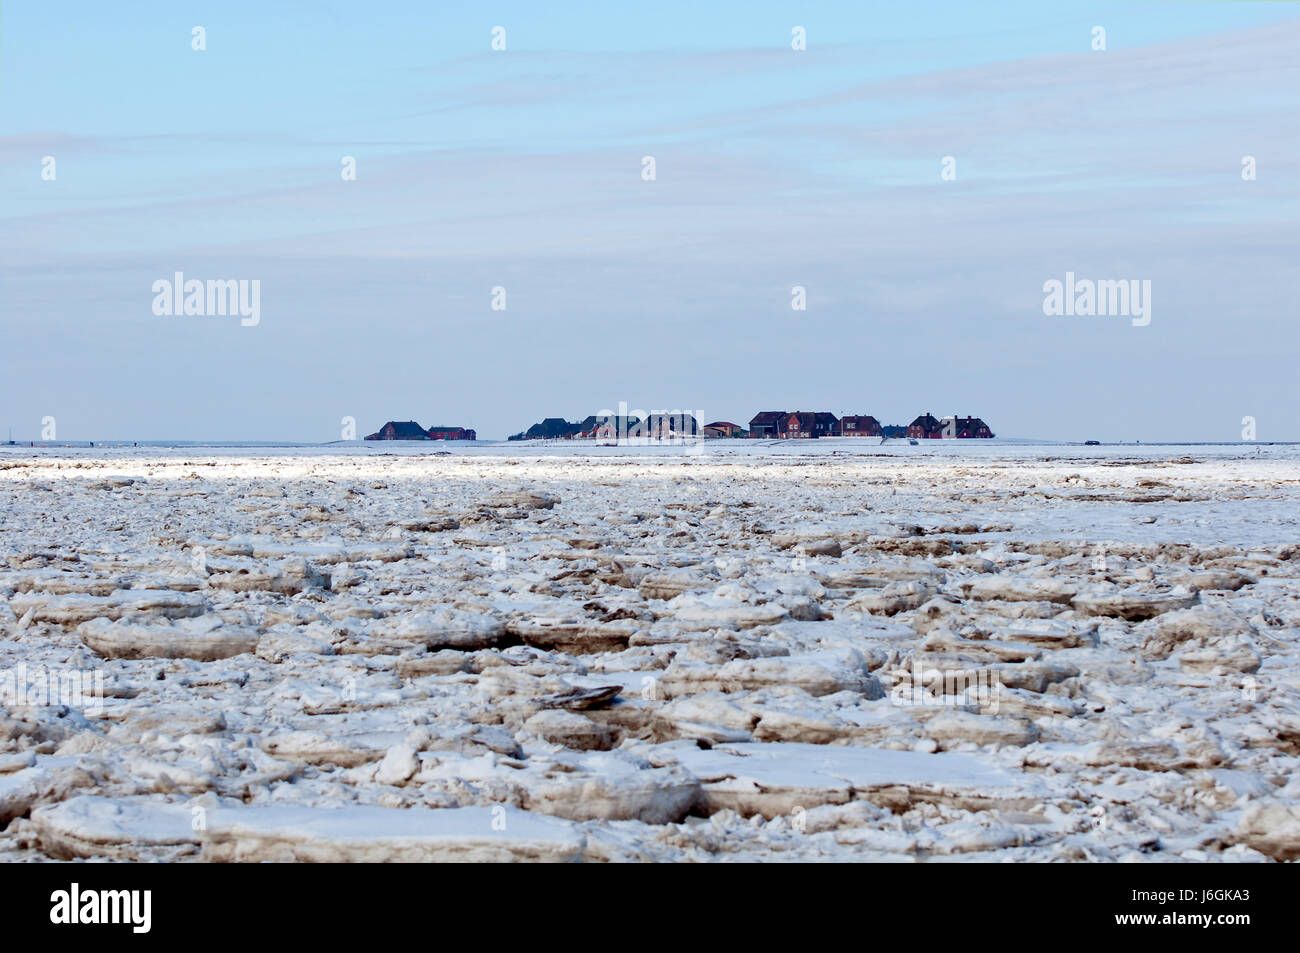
[362,411,994,442]
[506,410,994,441]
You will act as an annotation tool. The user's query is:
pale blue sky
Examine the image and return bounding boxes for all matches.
[3,2,1299,440]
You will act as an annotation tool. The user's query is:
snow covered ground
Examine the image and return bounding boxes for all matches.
[1,442,1298,861]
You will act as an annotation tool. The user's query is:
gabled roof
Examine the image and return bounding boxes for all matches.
[581,415,641,429]
[383,420,428,438]
[909,413,942,430]
[749,411,787,426]
[525,417,582,438]
[787,411,837,427]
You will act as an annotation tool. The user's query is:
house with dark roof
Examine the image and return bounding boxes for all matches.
[509,417,583,440]
[747,410,841,438]
[813,412,840,437]
[635,413,699,438]
[950,416,994,438]
[778,411,839,438]
[907,413,994,438]
[426,426,476,440]
[510,414,656,441]
[748,411,786,438]
[365,420,430,440]
[839,415,883,437]
[906,413,943,439]
[578,414,642,440]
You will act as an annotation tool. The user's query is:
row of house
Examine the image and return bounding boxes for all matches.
[365,420,477,441]
[504,411,995,440]
[903,413,995,439]
[364,410,994,443]
[508,414,702,441]
[749,411,842,438]
[748,411,994,439]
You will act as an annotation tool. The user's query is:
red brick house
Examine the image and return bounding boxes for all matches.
[951,416,993,438]
[779,412,839,438]
[779,412,813,439]
[907,413,994,438]
[838,415,883,437]
[907,413,943,439]
[427,426,476,440]
[365,421,430,440]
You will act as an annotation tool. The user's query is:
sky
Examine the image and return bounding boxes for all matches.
[2,1,1299,442]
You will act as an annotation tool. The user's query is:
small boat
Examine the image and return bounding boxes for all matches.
[908,438,919,445]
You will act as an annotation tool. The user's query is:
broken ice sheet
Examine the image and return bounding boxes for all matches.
[1,444,1297,862]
